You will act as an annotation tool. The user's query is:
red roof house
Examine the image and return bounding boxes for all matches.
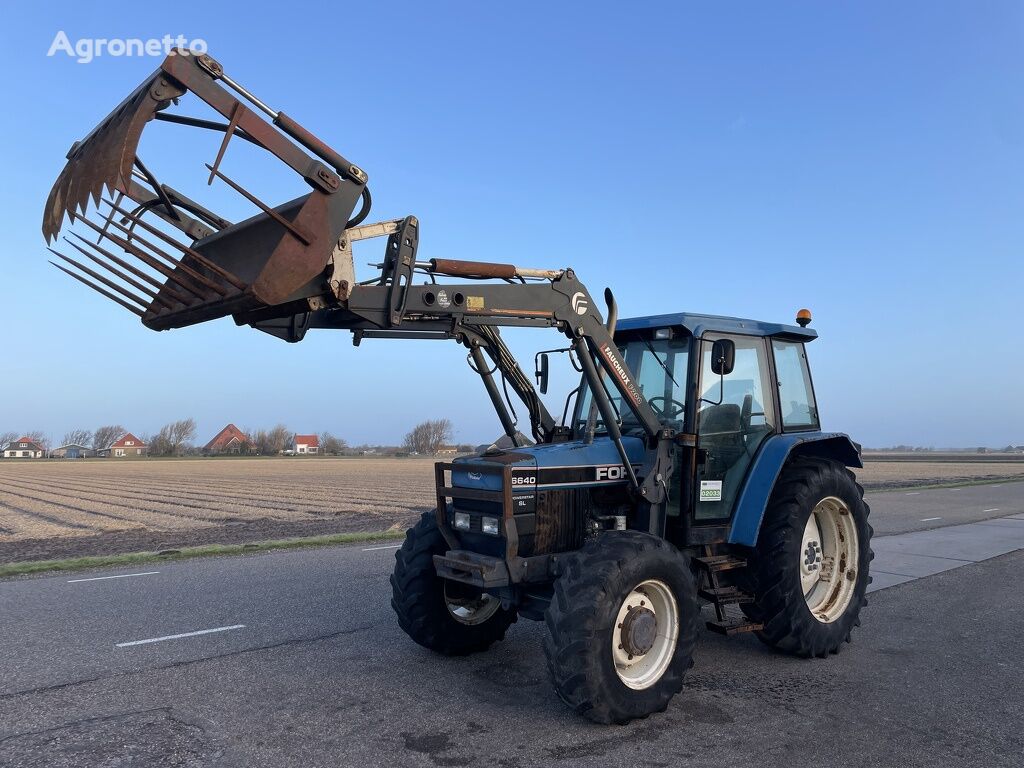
[292,434,319,455]
[109,433,147,458]
[204,424,251,454]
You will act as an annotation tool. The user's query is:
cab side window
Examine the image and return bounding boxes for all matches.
[772,341,819,430]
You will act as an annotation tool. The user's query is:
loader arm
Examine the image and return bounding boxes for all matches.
[236,215,672,502]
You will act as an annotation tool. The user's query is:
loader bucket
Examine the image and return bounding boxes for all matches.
[42,51,369,331]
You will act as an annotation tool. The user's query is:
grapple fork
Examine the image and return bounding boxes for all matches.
[42,50,369,331]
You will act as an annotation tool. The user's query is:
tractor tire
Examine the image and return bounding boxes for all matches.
[543,531,700,724]
[390,511,516,656]
[742,457,873,657]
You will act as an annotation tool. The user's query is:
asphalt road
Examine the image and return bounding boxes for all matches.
[0,482,1022,767]
[864,480,1023,534]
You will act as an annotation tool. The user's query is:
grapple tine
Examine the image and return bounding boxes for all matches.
[76,216,211,300]
[105,212,182,268]
[68,231,193,307]
[69,230,167,292]
[48,260,146,317]
[101,212,229,296]
[95,191,126,245]
[103,199,248,291]
[63,237,174,309]
[47,247,151,309]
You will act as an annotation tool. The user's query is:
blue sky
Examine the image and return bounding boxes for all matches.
[1,1,1021,448]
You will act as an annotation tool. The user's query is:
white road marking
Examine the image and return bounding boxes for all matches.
[991,485,1002,488]
[920,517,942,522]
[68,571,160,583]
[905,492,920,496]
[983,508,1000,513]
[116,624,245,648]
[363,544,402,551]
[948,488,961,491]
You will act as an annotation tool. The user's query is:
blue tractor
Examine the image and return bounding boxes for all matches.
[42,52,872,724]
[393,310,872,723]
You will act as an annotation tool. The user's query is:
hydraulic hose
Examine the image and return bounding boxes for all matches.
[346,186,372,229]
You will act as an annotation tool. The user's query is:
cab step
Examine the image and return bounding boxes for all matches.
[705,618,764,636]
[698,586,755,605]
[693,554,749,573]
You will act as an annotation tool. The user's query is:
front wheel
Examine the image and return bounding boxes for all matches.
[743,458,873,657]
[390,511,516,655]
[543,532,700,724]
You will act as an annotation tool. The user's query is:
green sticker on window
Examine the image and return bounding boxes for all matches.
[700,480,723,501]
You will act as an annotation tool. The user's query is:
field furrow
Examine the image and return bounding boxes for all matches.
[15,474,417,516]
[1,476,316,519]
[0,482,223,533]
[0,496,98,536]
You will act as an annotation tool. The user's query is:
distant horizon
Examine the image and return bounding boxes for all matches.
[3,423,1022,454]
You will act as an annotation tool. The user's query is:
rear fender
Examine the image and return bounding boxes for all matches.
[727,432,862,546]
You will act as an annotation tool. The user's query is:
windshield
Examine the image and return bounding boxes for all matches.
[574,335,690,434]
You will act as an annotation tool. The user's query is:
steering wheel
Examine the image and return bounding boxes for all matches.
[740,393,753,431]
[649,396,685,419]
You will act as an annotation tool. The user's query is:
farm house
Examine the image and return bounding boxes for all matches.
[3,438,45,459]
[204,424,252,455]
[292,434,319,455]
[106,433,147,458]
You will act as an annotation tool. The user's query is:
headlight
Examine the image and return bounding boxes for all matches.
[481,516,500,536]
[453,512,471,531]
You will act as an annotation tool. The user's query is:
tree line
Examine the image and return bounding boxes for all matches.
[0,422,349,457]
[3,418,459,457]
[0,422,199,456]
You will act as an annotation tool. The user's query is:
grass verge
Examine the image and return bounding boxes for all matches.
[0,529,406,580]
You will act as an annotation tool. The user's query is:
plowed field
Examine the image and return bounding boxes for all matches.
[1,456,1021,562]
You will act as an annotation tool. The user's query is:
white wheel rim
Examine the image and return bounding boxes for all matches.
[444,583,501,625]
[611,579,679,690]
[800,496,859,623]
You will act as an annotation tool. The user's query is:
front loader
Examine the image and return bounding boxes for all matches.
[43,51,873,724]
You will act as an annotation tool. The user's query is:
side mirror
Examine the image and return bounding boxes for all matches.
[711,339,735,376]
[536,352,549,394]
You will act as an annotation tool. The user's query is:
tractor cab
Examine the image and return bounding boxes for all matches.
[570,312,822,538]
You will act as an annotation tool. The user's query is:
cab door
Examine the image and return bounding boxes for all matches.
[692,334,777,522]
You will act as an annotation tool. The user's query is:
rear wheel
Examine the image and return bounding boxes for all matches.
[543,531,699,724]
[743,458,873,657]
[390,511,516,655]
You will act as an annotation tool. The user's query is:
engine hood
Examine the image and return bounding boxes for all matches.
[451,437,646,492]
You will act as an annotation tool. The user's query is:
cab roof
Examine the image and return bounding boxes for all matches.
[615,312,817,341]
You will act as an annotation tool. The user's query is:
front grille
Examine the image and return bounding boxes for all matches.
[530,489,589,555]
